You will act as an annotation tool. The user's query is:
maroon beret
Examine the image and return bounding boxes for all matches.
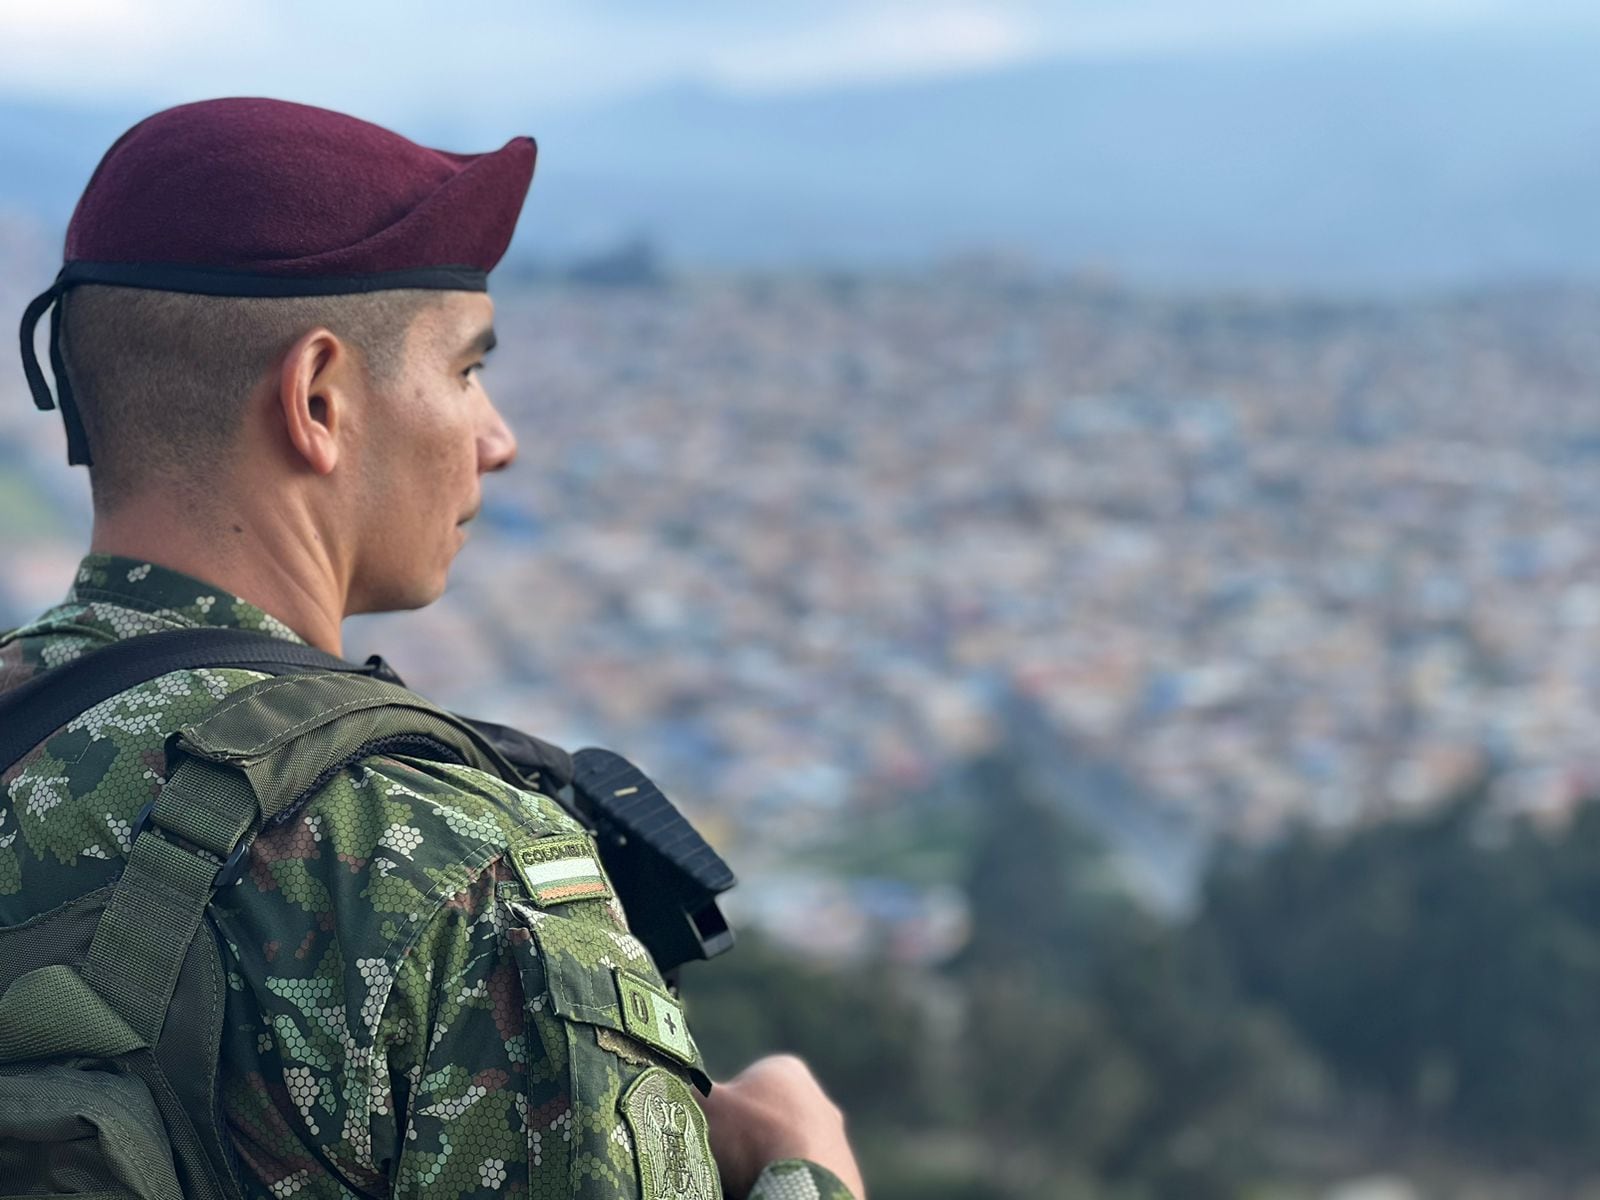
[20,97,538,465]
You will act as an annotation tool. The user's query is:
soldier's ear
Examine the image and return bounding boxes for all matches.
[277,327,355,476]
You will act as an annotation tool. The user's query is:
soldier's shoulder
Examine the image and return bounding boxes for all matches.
[312,748,579,852]
[237,745,579,939]
[0,664,287,911]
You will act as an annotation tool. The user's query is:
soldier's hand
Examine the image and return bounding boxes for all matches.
[697,1054,866,1200]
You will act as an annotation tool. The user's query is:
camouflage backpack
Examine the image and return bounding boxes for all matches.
[0,628,732,1199]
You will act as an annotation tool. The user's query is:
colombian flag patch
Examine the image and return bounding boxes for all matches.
[509,833,613,906]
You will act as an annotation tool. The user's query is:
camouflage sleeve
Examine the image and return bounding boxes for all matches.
[207,743,817,1198]
[378,856,529,1195]
[748,1160,858,1200]
[378,825,732,1198]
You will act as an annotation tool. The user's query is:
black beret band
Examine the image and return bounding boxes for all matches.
[54,261,489,297]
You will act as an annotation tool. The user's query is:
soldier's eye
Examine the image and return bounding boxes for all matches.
[461,361,484,381]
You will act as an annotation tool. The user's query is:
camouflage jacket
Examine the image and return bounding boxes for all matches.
[0,554,853,1200]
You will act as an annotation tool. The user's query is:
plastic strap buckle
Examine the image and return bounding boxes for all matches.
[130,799,252,888]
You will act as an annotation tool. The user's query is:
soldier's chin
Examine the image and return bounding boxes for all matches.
[353,568,450,616]
[404,569,451,611]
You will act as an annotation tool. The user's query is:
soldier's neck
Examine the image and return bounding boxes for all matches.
[89,496,348,657]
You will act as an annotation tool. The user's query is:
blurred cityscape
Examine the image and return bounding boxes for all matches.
[9,231,1600,951]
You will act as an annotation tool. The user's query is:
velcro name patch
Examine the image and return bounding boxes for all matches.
[509,834,612,906]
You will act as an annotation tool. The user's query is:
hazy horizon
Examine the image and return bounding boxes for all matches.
[7,4,1600,288]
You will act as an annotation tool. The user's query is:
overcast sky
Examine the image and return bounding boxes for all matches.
[4,0,1600,133]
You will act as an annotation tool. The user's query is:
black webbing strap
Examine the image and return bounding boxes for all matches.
[0,627,402,776]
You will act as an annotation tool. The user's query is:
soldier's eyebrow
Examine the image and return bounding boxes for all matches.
[461,325,497,360]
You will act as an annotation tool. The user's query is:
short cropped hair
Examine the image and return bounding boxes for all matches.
[58,285,445,512]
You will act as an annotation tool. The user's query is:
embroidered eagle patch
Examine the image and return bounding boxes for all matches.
[622,1068,718,1200]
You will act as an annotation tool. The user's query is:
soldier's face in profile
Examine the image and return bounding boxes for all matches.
[347,291,517,614]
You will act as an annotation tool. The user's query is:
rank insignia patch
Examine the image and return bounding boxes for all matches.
[622,1067,718,1200]
[509,834,612,905]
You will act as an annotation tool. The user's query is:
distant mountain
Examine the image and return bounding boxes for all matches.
[5,26,1600,288]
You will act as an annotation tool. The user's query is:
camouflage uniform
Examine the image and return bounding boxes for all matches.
[0,553,854,1200]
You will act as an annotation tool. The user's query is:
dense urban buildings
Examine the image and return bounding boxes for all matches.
[7,256,1600,935]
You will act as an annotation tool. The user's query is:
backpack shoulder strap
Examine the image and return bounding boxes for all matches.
[0,633,584,1200]
[1,664,559,1199]
[75,669,526,1046]
[0,626,402,777]
[0,625,575,792]
[170,669,533,822]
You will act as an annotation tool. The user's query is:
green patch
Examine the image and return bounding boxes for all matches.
[617,970,697,1066]
[621,1067,717,1200]
[64,737,119,794]
[508,833,611,906]
[44,727,92,766]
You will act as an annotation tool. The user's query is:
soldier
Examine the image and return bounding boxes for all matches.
[2,97,864,1199]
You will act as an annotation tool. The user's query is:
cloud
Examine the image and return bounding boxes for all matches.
[4,0,1598,124]
[0,0,268,96]
[699,4,1034,93]
[1027,0,1600,58]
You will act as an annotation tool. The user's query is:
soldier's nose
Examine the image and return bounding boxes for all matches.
[480,405,518,473]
